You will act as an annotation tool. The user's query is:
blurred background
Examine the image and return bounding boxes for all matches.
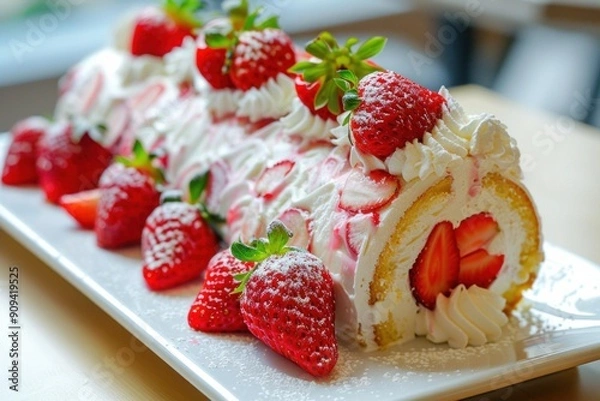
[0,0,599,131]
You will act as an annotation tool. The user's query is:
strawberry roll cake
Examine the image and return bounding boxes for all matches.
[1,0,543,356]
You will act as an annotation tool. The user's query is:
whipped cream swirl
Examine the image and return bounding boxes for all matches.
[337,87,522,182]
[281,98,339,141]
[237,73,296,121]
[415,285,509,348]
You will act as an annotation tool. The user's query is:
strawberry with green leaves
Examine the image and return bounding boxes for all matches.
[95,140,164,248]
[188,249,254,332]
[338,70,446,159]
[195,0,295,91]
[36,121,113,203]
[289,32,386,120]
[131,0,204,57]
[231,221,338,377]
[2,116,49,185]
[141,173,222,290]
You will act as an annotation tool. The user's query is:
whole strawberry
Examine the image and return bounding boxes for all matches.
[2,116,49,185]
[341,70,446,159]
[142,173,221,290]
[188,249,254,332]
[95,140,163,248]
[290,33,386,120]
[130,0,203,57]
[229,28,295,91]
[196,1,295,91]
[36,120,112,203]
[232,221,338,377]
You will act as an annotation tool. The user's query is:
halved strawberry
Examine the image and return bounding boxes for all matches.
[278,208,311,249]
[455,212,500,257]
[409,221,460,310]
[254,160,295,200]
[59,189,101,229]
[458,249,504,289]
[344,213,378,256]
[339,169,399,213]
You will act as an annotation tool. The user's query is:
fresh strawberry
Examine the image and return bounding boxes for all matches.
[188,249,254,332]
[142,173,221,290]
[458,249,504,289]
[2,116,48,185]
[229,28,295,91]
[341,70,446,159]
[339,168,400,213]
[232,221,337,377]
[95,140,163,248]
[59,189,101,229]
[36,121,112,203]
[455,212,500,257]
[130,1,203,57]
[195,20,236,90]
[198,2,295,91]
[254,159,295,201]
[290,33,386,120]
[409,221,460,310]
[294,77,339,121]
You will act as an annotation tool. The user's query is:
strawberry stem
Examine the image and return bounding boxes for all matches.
[289,32,386,117]
[230,220,299,294]
[163,0,205,29]
[115,139,166,184]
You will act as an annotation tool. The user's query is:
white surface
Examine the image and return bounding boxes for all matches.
[0,135,599,400]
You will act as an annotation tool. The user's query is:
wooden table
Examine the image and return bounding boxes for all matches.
[1,85,599,400]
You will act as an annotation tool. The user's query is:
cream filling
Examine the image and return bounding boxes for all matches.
[236,73,296,122]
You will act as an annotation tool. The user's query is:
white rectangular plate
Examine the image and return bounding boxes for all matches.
[0,135,599,400]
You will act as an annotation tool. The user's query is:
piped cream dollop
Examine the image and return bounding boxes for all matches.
[236,73,295,121]
[281,98,339,141]
[415,284,509,348]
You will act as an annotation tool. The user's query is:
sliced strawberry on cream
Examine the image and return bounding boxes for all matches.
[255,160,295,200]
[339,169,399,213]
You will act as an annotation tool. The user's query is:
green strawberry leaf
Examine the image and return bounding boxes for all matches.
[342,89,361,112]
[344,37,360,49]
[305,39,331,60]
[188,172,209,204]
[257,15,279,30]
[231,241,269,262]
[289,60,316,74]
[333,77,352,92]
[302,63,329,83]
[205,32,232,49]
[354,36,387,60]
[231,267,256,294]
[337,69,358,86]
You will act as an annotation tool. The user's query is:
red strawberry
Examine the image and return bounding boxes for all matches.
[59,189,101,229]
[188,249,254,332]
[196,39,234,89]
[458,249,504,289]
[142,202,219,290]
[339,168,400,213]
[344,70,446,159]
[95,141,163,248]
[36,121,113,203]
[254,159,295,201]
[229,28,296,91]
[2,116,48,185]
[232,221,338,377]
[130,2,202,57]
[290,33,386,120]
[455,212,500,257]
[294,76,338,121]
[409,221,460,310]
